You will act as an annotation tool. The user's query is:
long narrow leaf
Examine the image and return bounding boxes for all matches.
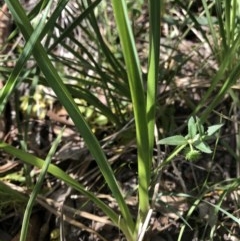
[20,128,64,241]
[146,0,161,192]
[5,0,134,236]
[48,0,101,52]
[111,0,150,223]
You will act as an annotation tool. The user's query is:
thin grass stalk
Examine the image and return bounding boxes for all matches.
[175,0,216,59]
[20,128,64,241]
[20,77,40,187]
[146,0,161,191]
[198,63,240,122]
[110,0,150,224]
[195,1,240,121]
[194,0,240,120]
[5,0,134,237]
[201,0,224,60]
[85,0,127,81]
[50,30,130,99]
[83,0,129,121]
[48,0,101,53]
[224,0,231,46]
[50,24,128,124]
[224,0,239,47]
[230,0,237,43]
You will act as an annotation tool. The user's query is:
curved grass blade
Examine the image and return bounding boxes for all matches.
[20,128,64,241]
[48,0,101,52]
[5,0,134,235]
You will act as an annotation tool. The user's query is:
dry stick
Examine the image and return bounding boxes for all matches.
[137,209,153,241]
[0,3,11,47]
[59,186,72,241]
[37,195,113,225]
[171,160,188,193]
[0,161,19,173]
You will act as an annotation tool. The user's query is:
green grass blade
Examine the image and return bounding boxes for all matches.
[195,37,240,121]
[224,0,231,43]
[20,128,64,241]
[201,0,222,57]
[146,0,161,184]
[111,0,150,222]
[82,0,127,81]
[48,0,101,52]
[204,197,240,225]
[5,0,134,235]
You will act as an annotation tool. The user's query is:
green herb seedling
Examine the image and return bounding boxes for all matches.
[158,116,223,162]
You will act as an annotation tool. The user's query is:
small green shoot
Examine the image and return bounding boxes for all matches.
[158,116,223,162]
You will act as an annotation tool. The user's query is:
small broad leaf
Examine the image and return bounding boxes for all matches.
[158,135,187,146]
[207,124,224,136]
[194,141,212,153]
[188,116,197,139]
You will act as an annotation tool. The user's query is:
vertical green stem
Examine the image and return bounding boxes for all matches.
[146,0,161,186]
[111,0,150,222]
